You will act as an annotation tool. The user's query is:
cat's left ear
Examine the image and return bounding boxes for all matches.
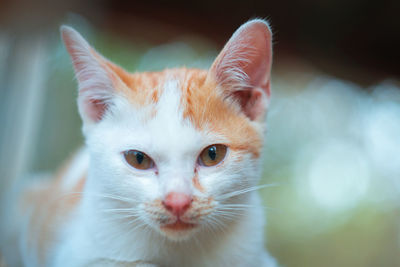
[61,26,130,129]
[208,19,273,121]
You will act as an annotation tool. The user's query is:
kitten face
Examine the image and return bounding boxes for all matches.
[61,19,272,242]
[86,69,263,240]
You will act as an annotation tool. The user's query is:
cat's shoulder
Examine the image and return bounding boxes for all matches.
[16,147,88,265]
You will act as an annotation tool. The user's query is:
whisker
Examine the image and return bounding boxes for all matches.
[212,217,228,233]
[206,214,227,234]
[100,213,141,224]
[125,220,151,237]
[100,208,141,213]
[203,222,219,238]
[213,210,245,220]
[58,191,136,204]
[217,206,249,211]
[218,203,279,214]
[218,183,279,200]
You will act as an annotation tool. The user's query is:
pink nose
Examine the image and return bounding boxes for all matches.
[163,192,192,217]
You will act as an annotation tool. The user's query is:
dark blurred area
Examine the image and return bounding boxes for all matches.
[1,0,399,84]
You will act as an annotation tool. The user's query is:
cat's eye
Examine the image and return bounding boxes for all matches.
[198,144,227,167]
[124,150,154,170]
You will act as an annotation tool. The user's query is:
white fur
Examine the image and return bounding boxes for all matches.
[49,77,276,266]
[61,148,89,190]
[1,21,276,267]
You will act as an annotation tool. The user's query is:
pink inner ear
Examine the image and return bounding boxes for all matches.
[235,23,272,91]
[233,86,268,120]
[85,99,107,122]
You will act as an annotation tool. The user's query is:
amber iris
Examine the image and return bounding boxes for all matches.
[124,150,154,170]
[199,144,227,167]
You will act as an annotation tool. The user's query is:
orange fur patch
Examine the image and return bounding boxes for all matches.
[180,70,263,158]
[107,67,263,158]
[192,174,205,193]
[21,159,86,264]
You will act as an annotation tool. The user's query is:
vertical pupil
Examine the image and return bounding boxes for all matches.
[135,152,144,164]
[208,146,217,161]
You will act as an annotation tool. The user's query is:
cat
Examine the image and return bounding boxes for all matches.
[0,19,276,267]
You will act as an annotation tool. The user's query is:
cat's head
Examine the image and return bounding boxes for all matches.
[62,19,272,242]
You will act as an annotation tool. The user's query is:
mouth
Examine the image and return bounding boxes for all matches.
[160,219,197,231]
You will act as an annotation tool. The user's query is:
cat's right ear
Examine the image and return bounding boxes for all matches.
[61,26,128,128]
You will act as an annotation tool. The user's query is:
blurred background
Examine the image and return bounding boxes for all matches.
[0,0,399,266]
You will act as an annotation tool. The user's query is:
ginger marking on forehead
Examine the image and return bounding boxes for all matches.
[105,66,263,158]
[181,73,263,158]
[151,89,159,103]
[115,71,166,108]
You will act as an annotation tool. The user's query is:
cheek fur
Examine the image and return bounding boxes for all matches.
[198,150,260,202]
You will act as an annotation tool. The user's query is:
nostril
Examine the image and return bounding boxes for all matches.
[163,192,192,217]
